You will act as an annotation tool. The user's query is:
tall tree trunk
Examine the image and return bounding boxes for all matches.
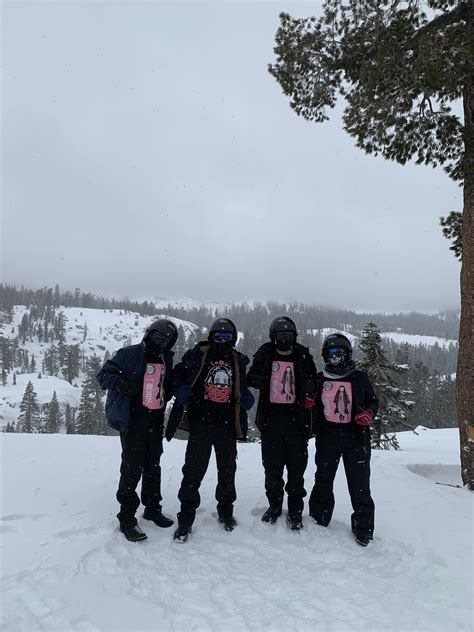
[458,0,474,489]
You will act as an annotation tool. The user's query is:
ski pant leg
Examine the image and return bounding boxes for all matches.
[177,426,213,527]
[213,424,237,518]
[308,429,342,526]
[284,428,308,516]
[342,429,375,538]
[116,415,148,526]
[260,427,286,511]
[140,417,164,511]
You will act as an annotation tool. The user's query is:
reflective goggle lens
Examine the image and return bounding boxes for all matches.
[213,331,233,342]
[327,347,345,358]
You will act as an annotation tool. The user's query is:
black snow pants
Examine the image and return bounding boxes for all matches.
[116,410,164,526]
[177,422,237,528]
[260,417,308,516]
[309,425,375,537]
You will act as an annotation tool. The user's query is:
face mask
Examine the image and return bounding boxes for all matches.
[146,334,169,355]
[275,334,294,352]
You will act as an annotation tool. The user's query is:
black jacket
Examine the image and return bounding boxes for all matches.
[166,341,254,441]
[97,342,174,433]
[247,342,317,436]
[313,368,378,433]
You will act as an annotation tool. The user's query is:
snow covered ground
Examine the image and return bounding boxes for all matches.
[1,428,471,632]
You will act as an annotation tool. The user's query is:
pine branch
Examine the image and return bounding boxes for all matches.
[406,2,468,50]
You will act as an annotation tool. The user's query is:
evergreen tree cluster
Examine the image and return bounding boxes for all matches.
[0,284,458,438]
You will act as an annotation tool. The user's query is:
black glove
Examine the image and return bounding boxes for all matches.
[174,385,193,405]
[119,381,142,397]
[248,374,265,390]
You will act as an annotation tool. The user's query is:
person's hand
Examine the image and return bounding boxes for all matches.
[304,396,316,410]
[175,385,193,405]
[240,393,255,411]
[355,409,374,426]
[118,381,142,397]
[303,379,315,394]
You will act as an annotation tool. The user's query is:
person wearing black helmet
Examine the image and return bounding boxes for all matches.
[97,318,178,542]
[247,316,317,531]
[308,333,378,547]
[167,317,254,543]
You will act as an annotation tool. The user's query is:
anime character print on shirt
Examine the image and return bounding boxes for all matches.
[321,381,353,423]
[204,359,233,403]
[142,363,166,410]
[270,361,296,404]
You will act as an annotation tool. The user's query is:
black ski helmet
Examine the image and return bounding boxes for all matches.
[208,317,237,343]
[144,318,178,348]
[269,316,297,341]
[322,333,352,363]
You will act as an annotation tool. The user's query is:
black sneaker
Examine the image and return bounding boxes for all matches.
[261,508,282,524]
[173,525,192,543]
[218,515,237,532]
[119,523,147,542]
[354,533,370,547]
[287,513,303,531]
[143,507,174,528]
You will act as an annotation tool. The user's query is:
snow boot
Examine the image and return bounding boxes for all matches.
[120,523,147,542]
[143,507,174,528]
[218,515,237,532]
[261,507,282,525]
[354,533,370,547]
[287,513,303,531]
[173,525,192,543]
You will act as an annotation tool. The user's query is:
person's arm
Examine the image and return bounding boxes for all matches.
[247,348,267,390]
[354,372,379,426]
[170,349,195,404]
[239,355,255,411]
[96,348,129,392]
[302,348,317,395]
[363,373,379,417]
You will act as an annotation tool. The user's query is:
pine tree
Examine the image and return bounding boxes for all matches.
[18,380,41,433]
[1,369,6,386]
[410,361,431,426]
[268,0,473,487]
[76,356,107,435]
[65,402,76,434]
[43,345,59,376]
[44,391,62,433]
[30,353,36,374]
[63,344,80,384]
[358,322,412,450]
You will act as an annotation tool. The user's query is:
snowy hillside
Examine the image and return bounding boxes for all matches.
[0,306,199,427]
[1,428,471,632]
[307,327,457,350]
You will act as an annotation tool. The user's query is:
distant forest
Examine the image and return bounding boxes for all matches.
[0,284,458,433]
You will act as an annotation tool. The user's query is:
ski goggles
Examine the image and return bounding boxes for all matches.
[327,347,346,358]
[212,331,233,343]
[148,331,170,344]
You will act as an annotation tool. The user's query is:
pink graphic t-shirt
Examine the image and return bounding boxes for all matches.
[321,380,352,423]
[203,359,233,404]
[270,361,296,404]
[142,363,166,410]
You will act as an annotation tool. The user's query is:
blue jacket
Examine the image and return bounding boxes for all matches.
[96,342,174,433]
[166,341,254,441]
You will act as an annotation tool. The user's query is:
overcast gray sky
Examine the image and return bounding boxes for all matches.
[1,1,461,312]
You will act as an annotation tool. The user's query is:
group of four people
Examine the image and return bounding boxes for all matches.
[97,315,378,547]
